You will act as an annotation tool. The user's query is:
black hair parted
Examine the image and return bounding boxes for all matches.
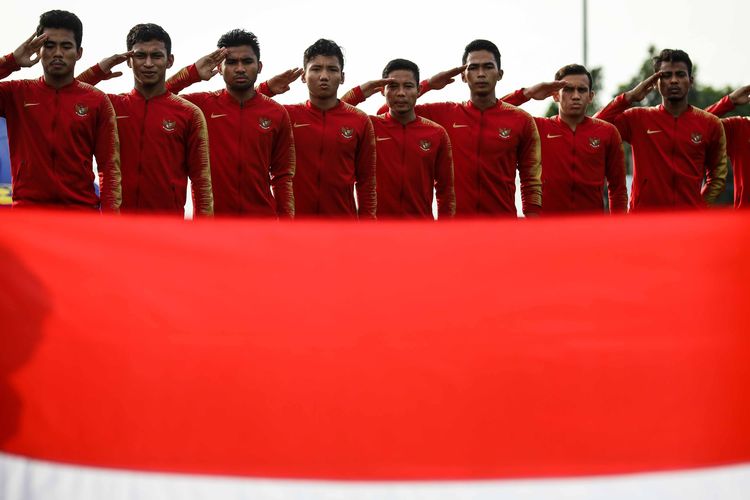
[36,10,83,48]
[555,64,593,90]
[303,39,344,69]
[653,49,693,77]
[217,29,260,60]
[382,58,420,83]
[462,39,501,69]
[126,23,172,55]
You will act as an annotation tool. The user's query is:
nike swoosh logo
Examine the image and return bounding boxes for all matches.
[452,123,469,128]
[23,102,41,107]
[294,123,311,128]
[211,113,227,119]
[647,129,662,135]
[116,116,130,120]
[547,134,563,139]
[376,137,391,142]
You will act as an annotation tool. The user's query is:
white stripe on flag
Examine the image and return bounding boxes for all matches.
[2,453,749,500]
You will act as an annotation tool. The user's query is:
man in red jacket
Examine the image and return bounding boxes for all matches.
[501,64,627,215]
[706,84,750,208]
[157,29,295,218]
[342,59,455,219]
[259,39,375,219]
[78,24,213,217]
[341,40,540,218]
[0,10,121,211]
[595,49,726,211]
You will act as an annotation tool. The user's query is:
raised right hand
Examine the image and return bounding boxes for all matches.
[427,65,468,91]
[624,72,662,103]
[195,48,227,81]
[12,32,48,68]
[728,84,750,106]
[360,78,396,98]
[97,51,133,80]
[523,81,567,100]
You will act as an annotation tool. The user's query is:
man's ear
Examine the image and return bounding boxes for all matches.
[76,47,83,62]
[498,69,504,80]
[341,71,345,85]
[257,60,263,75]
[166,53,174,69]
[553,92,560,103]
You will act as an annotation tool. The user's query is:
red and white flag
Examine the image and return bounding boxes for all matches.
[1,210,749,498]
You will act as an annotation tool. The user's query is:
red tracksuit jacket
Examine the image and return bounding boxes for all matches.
[361,84,541,217]
[706,96,749,208]
[369,112,455,219]
[342,86,454,219]
[259,85,376,219]
[0,53,121,210]
[595,94,727,211]
[79,64,213,216]
[503,89,627,214]
[167,65,294,217]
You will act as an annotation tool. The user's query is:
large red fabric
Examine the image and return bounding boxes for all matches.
[1,210,749,480]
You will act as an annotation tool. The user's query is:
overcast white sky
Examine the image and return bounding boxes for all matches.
[4,0,750,116]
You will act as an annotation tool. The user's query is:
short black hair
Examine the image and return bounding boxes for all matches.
[555,64,593,90]
[126,23,172,55]
[217,29,260,60]
[36,10,83,49]
[462,39,501,69]
[653,49,693,77]
[303,39,344,70]
[382,58,419,83]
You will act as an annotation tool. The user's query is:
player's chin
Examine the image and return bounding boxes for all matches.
[230,81,253,91]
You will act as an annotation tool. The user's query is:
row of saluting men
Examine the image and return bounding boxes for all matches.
[2,10,748,220]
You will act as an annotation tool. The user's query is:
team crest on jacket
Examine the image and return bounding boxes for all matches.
[419,139,432,151]
[259,117,272,130]
[162,119,176,132]
[74,104,89,117]
[340,127,354,139]
[691,132,703,144]
[499,128,512,139]
[589,137,601,148]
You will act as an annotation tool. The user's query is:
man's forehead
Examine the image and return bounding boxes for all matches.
[387,69,417,84]
[132,40,168,53]
[561,74,589,86]
[659,61,689,72]
[42,28,76,43]
[466,50,497,65]
[226,45,257,59]
[307,55,341,68]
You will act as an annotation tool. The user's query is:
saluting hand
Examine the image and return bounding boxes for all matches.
[427,65,468,91]
[266,67,303,95]
[195,48,227,81]
[12,32,48,68]
[728,84,750,106]
[523,81,567,100]
[360,78,395,98]
[625,72,662,103]
[97,51,133,80]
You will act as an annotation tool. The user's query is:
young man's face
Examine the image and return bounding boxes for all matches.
[384,69,418,116]
[40,28,82,79]
[553,73,593,119]
[221,45,262,91]
[128,40,173,88]
[657,61,692,102]
[462,50,503,96]
[302,55,343,100]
